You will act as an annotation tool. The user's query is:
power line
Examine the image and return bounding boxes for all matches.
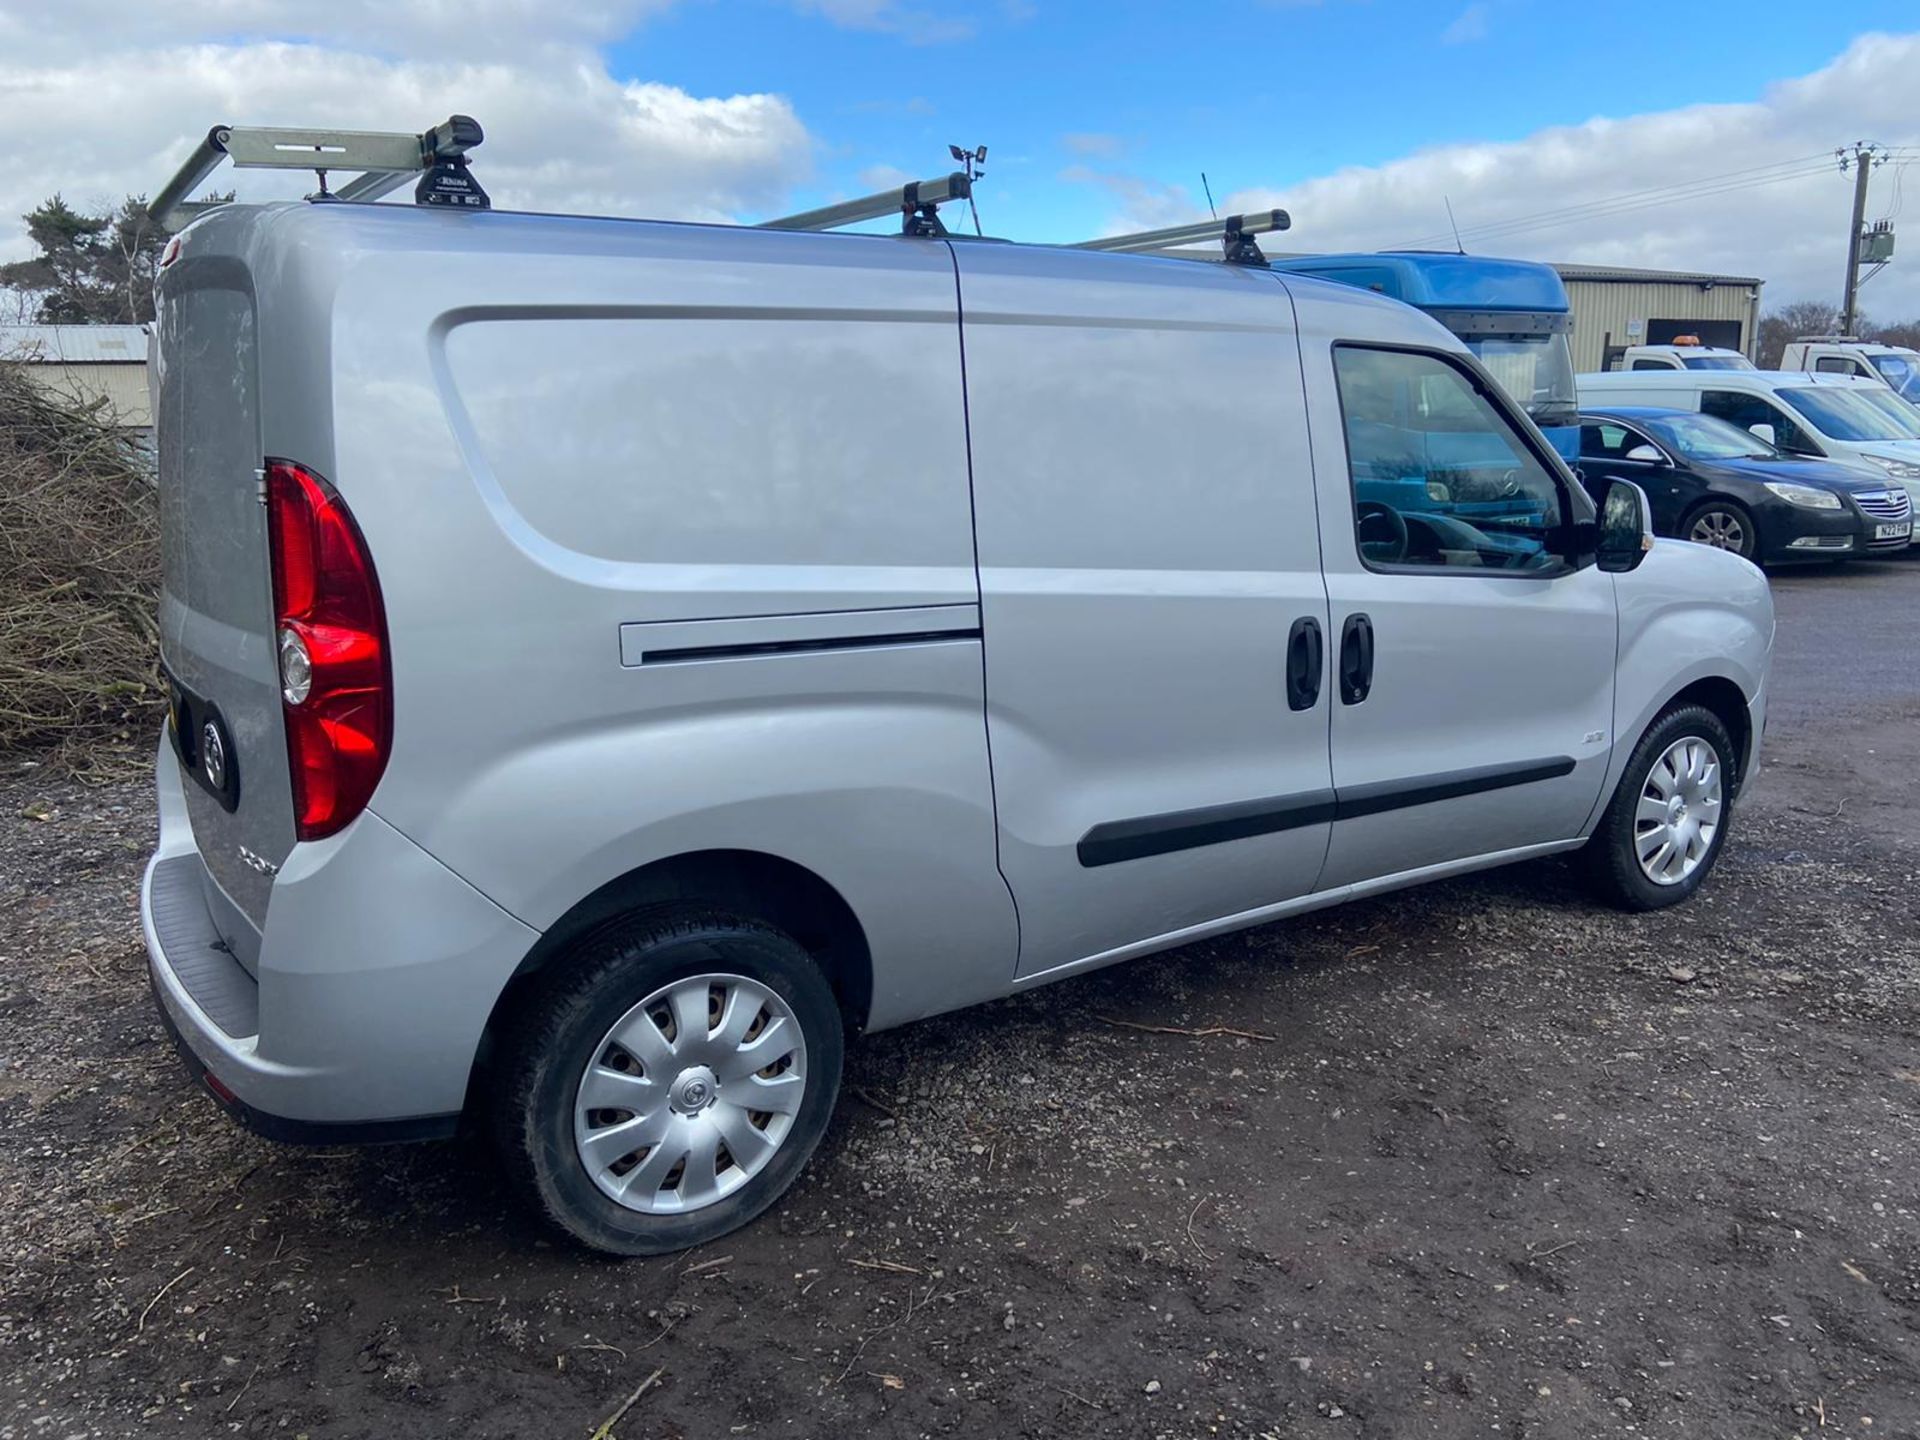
[1395,154,1831,248]
[1394,159,1834,250]
[1394,151,1834,250]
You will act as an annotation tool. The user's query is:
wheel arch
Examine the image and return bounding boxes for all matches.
[1676,494,1758,556]
[1661,674,1752,794]
[1587,662,1762,842]
[467,849,874,1116]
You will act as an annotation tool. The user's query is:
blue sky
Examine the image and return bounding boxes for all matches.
[611,0,1920,246]
[3,1,1919,309]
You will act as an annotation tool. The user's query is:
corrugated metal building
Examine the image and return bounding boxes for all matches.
[0,324,151,427]
[1553,264,1764,373]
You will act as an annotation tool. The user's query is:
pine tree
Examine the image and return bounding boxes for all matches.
[0,194,169,325]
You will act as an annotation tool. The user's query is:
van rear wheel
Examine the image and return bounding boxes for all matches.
[495,907,843,1255]
[1581,703,1735,912]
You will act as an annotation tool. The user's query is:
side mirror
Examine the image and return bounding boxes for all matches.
[1597,478,1655,574]
[1623,444,1666,464]
[1748,422,1776,446]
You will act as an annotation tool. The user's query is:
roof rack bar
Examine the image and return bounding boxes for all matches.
[1073,209,1292,262]
[331,168,421,205]
[760,172,970,236]
[150,127,233,232]
[150,116,485,230]
[219,127,426,172]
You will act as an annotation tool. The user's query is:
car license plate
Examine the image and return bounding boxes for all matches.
[1875,521,1911,540]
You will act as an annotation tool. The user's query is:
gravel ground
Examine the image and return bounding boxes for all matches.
[2,557,1916,1440]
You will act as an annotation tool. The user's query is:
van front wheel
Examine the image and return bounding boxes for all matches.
[1581,704,1736,912]
[495,908,844,1255]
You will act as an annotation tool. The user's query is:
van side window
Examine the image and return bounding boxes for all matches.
[1814,357,1850,374]
[1700,389,1812,453]
[1333,345,1567,573]
[1630,359,1669,371]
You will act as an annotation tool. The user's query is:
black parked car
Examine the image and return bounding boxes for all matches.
[1577,407,1913,563]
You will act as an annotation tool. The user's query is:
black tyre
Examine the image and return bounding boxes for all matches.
[495,907,843,1256]
[1679,499,1758,561]
[1581,703,1736,912]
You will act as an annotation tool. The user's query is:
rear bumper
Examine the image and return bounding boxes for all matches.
[142,731,540,1129]
[148,967,460,1144]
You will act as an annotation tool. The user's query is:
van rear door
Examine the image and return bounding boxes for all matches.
[153,222,298,951]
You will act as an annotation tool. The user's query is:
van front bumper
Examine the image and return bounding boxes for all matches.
[142,732,540,1135]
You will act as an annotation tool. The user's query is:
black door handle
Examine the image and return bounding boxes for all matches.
[1285,616,1323,711]
[1339,612,1374,705]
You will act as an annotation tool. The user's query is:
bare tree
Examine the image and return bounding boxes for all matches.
[1756,299,1847,367]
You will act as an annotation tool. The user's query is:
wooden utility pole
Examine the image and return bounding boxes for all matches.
[1839,144,1880,337]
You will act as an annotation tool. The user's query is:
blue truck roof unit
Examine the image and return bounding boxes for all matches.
[1275,251,1570,315]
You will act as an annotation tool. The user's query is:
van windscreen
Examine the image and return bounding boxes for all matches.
[1868,353,1920,400]
[1780,386,1915,442]
[1465,332,1577,429]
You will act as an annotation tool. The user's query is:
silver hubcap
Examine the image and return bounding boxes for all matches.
[1688,510,1746,553]
[1634,736,1723,885]
[573,973,807,1215]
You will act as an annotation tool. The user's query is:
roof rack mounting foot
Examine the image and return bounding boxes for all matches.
[900,180,949,237]
[1221,215,1271,268]
[416,149,490,211]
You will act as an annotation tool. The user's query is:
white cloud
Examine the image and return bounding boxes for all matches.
[1061,132,1125,159]
[1441,3,1491,46]
[857,162,914,190]
[1060,165,1198,230]
[790,0,976,44]
[1081,32,1920,314]
[0,1,671,63]
[0,6,816,260]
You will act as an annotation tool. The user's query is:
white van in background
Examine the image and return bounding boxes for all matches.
[1778,338,1920,402]
[1576,369,1920,530]
[1613,341,1754,373]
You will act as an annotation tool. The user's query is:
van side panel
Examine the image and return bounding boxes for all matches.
[263,207,1014,1031]
[1574,376,1706,413]
[955,246,1335,979]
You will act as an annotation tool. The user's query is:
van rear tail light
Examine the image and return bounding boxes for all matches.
[264,459,391,840]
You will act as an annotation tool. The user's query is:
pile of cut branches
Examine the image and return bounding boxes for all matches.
[0,363,160,775]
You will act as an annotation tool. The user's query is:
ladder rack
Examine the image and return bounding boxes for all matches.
[151,116,487,230]
[760,172,971,236]
[1073,209,1291,267]
[147,115,1295,270]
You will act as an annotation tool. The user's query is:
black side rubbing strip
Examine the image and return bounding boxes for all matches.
[641,627,982,665]
[1077,790,1339,868]
[1075,756,1576,867]
[1333,756,1575,820]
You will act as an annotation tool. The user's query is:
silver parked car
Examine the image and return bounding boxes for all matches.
[144,198,1773,1254]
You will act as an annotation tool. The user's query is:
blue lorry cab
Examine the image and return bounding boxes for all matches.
[1273,251,1579,464]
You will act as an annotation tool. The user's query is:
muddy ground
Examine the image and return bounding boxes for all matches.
[2,558,1916,1440]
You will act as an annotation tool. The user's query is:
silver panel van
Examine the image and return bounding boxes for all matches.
[145,199,1772,1253]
